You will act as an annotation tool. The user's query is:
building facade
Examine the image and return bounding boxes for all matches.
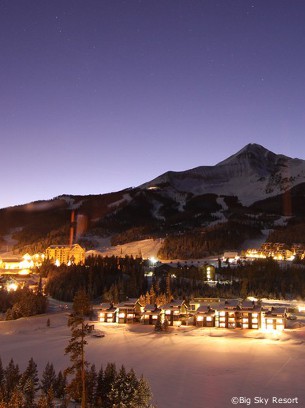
[45,244,85,265]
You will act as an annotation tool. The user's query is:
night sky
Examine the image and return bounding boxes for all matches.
[1,0,305,209]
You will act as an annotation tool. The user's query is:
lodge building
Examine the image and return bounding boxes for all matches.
[45,244,85,265]
[97,298,287,332]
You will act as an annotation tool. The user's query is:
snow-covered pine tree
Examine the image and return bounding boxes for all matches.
[86,364,97,408]
[54,370,66,400]
[94,366,104,408]
[41,362,56,395]
[3,359,21,402]
[132,375,153,408]
[154,314,163,332]
[163,316,169,332]
[20,357,39,407]
[99,363,117,408]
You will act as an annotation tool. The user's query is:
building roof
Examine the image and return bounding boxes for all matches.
[47,244,84,249]
[161,300,186,310]
[196,305,212,313]
[99,303,117,311]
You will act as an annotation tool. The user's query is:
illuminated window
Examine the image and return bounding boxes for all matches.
[220,311,226,317]
[252,318,258,323]
[107,313,113,317]
[219,323,226,328]
[127,313,134,318]
[197,316,203,321]
[118,312,125,318]
[206,316,212,321]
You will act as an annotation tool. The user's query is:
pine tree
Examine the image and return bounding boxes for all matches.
[163,316,169,332]
[154,315,163,332]
[132,375,153,408]
[86,364,97,408]
[4,359,20,402]
[0,358,4,400]
[99,363,117,408]
[94,366,104,408]
[145,291,150,306]
[108,365,128,407]
[65,289,91,408]
[19,357,39,407]
[149,286,156,305]
[41,362,56,395]
[54,370,66,400]
[6,388,24,408]
[166,274,171,301]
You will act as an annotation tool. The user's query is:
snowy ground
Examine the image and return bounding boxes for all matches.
[86,238,163,259]
[1,311,305,408]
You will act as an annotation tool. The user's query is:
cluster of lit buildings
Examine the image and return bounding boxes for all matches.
[0,243,85,276]
[97,298,288,332]
[245,242,305,261]
[0,244,85,292]
[0,253,45,275]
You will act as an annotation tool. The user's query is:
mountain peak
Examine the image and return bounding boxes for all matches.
[216,143,276,167]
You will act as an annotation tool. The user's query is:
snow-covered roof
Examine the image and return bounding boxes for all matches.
[99,303,117,311]
[161,300,186,310]
[196,305,213,314]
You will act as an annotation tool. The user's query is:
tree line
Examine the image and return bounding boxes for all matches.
[44,255,147,302]
[0,287,47,320]
[0,290,154,408]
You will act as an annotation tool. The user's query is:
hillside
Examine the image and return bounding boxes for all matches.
[1,143,305,257]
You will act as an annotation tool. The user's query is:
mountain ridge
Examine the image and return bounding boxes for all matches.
[2,143,305,256]
[139,143,305,205]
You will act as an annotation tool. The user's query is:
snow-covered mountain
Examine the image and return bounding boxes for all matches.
[140,143,305,205]
[2,143,305,254]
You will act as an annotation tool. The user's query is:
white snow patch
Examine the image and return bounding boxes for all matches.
[86,238,163,259]
[273,216,292,227]
[108,193,132,208]
[1,312,305,408]
[151,200,165,221]
[59,195,84,209]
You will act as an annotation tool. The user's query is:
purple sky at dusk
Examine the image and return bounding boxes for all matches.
[1,0,305,209]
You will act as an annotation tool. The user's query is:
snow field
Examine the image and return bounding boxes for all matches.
[1,312,305,408]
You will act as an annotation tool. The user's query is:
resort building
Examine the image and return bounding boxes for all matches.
[263,307,287,331]
[116,299,144,324]
[160,300,188,326]
[45,244,85,266]
[141,304,161,325]
[195,305,216,327]
[98,303,117,323]
[96,297,288,332]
